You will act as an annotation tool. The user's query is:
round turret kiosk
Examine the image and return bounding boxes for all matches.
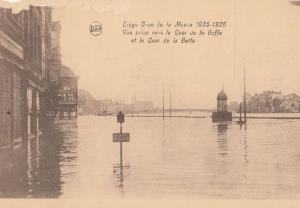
[217,90,228,112]
[212,89,232,122]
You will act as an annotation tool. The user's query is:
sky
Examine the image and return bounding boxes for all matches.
[2,0,300,108]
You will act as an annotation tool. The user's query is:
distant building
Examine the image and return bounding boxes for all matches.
[78,93,155,115]
[78,89,100,115]
[56,65,79,117]
[212,89,232,122]
[247,91,300,113]
[280,99,300,113]
[99,99,114,113]
[134,100,154,112]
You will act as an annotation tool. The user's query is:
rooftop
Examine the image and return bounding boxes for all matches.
[217,90,228,100]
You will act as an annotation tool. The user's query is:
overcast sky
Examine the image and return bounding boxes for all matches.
[2,0,300,108]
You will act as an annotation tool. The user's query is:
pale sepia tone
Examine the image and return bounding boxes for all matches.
[1,0,300,207]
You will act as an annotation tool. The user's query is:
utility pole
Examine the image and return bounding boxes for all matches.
[131,96,134,117]
[169,92,172,117]
[243,64,247,125]
[120,122,123,168]
[113,112,130,168]
[163,88,165,120]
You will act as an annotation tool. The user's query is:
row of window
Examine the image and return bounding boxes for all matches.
[58,93,75,101]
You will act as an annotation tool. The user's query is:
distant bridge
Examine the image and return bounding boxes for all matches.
[155,108,213,112]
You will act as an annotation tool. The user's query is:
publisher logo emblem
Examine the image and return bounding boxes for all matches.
[89,21,102,36]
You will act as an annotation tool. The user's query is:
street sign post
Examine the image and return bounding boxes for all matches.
[113,133,130,142]
[113,111,129,168]
[117,111,125,124]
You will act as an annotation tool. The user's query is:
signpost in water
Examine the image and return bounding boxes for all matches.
[113,112,130,168]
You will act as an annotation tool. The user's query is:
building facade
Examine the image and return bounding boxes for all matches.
[0,6,68,151]
[56,65,79,118]
[0,8,26,150]
[246,91,300,113]
[19,6,53,139]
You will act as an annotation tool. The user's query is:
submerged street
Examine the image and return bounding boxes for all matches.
[1,114,300,199]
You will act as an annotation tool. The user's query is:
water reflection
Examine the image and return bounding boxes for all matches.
[242,130,249,179]
[0,117,78,198]
[112,163,130,193]
[0,149,27,197]
[3,115,300,199]
[215,123,229,157]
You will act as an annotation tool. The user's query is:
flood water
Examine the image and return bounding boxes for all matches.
[1,114,300,199]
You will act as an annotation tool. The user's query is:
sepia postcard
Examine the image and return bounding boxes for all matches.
[1,0,300,207]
